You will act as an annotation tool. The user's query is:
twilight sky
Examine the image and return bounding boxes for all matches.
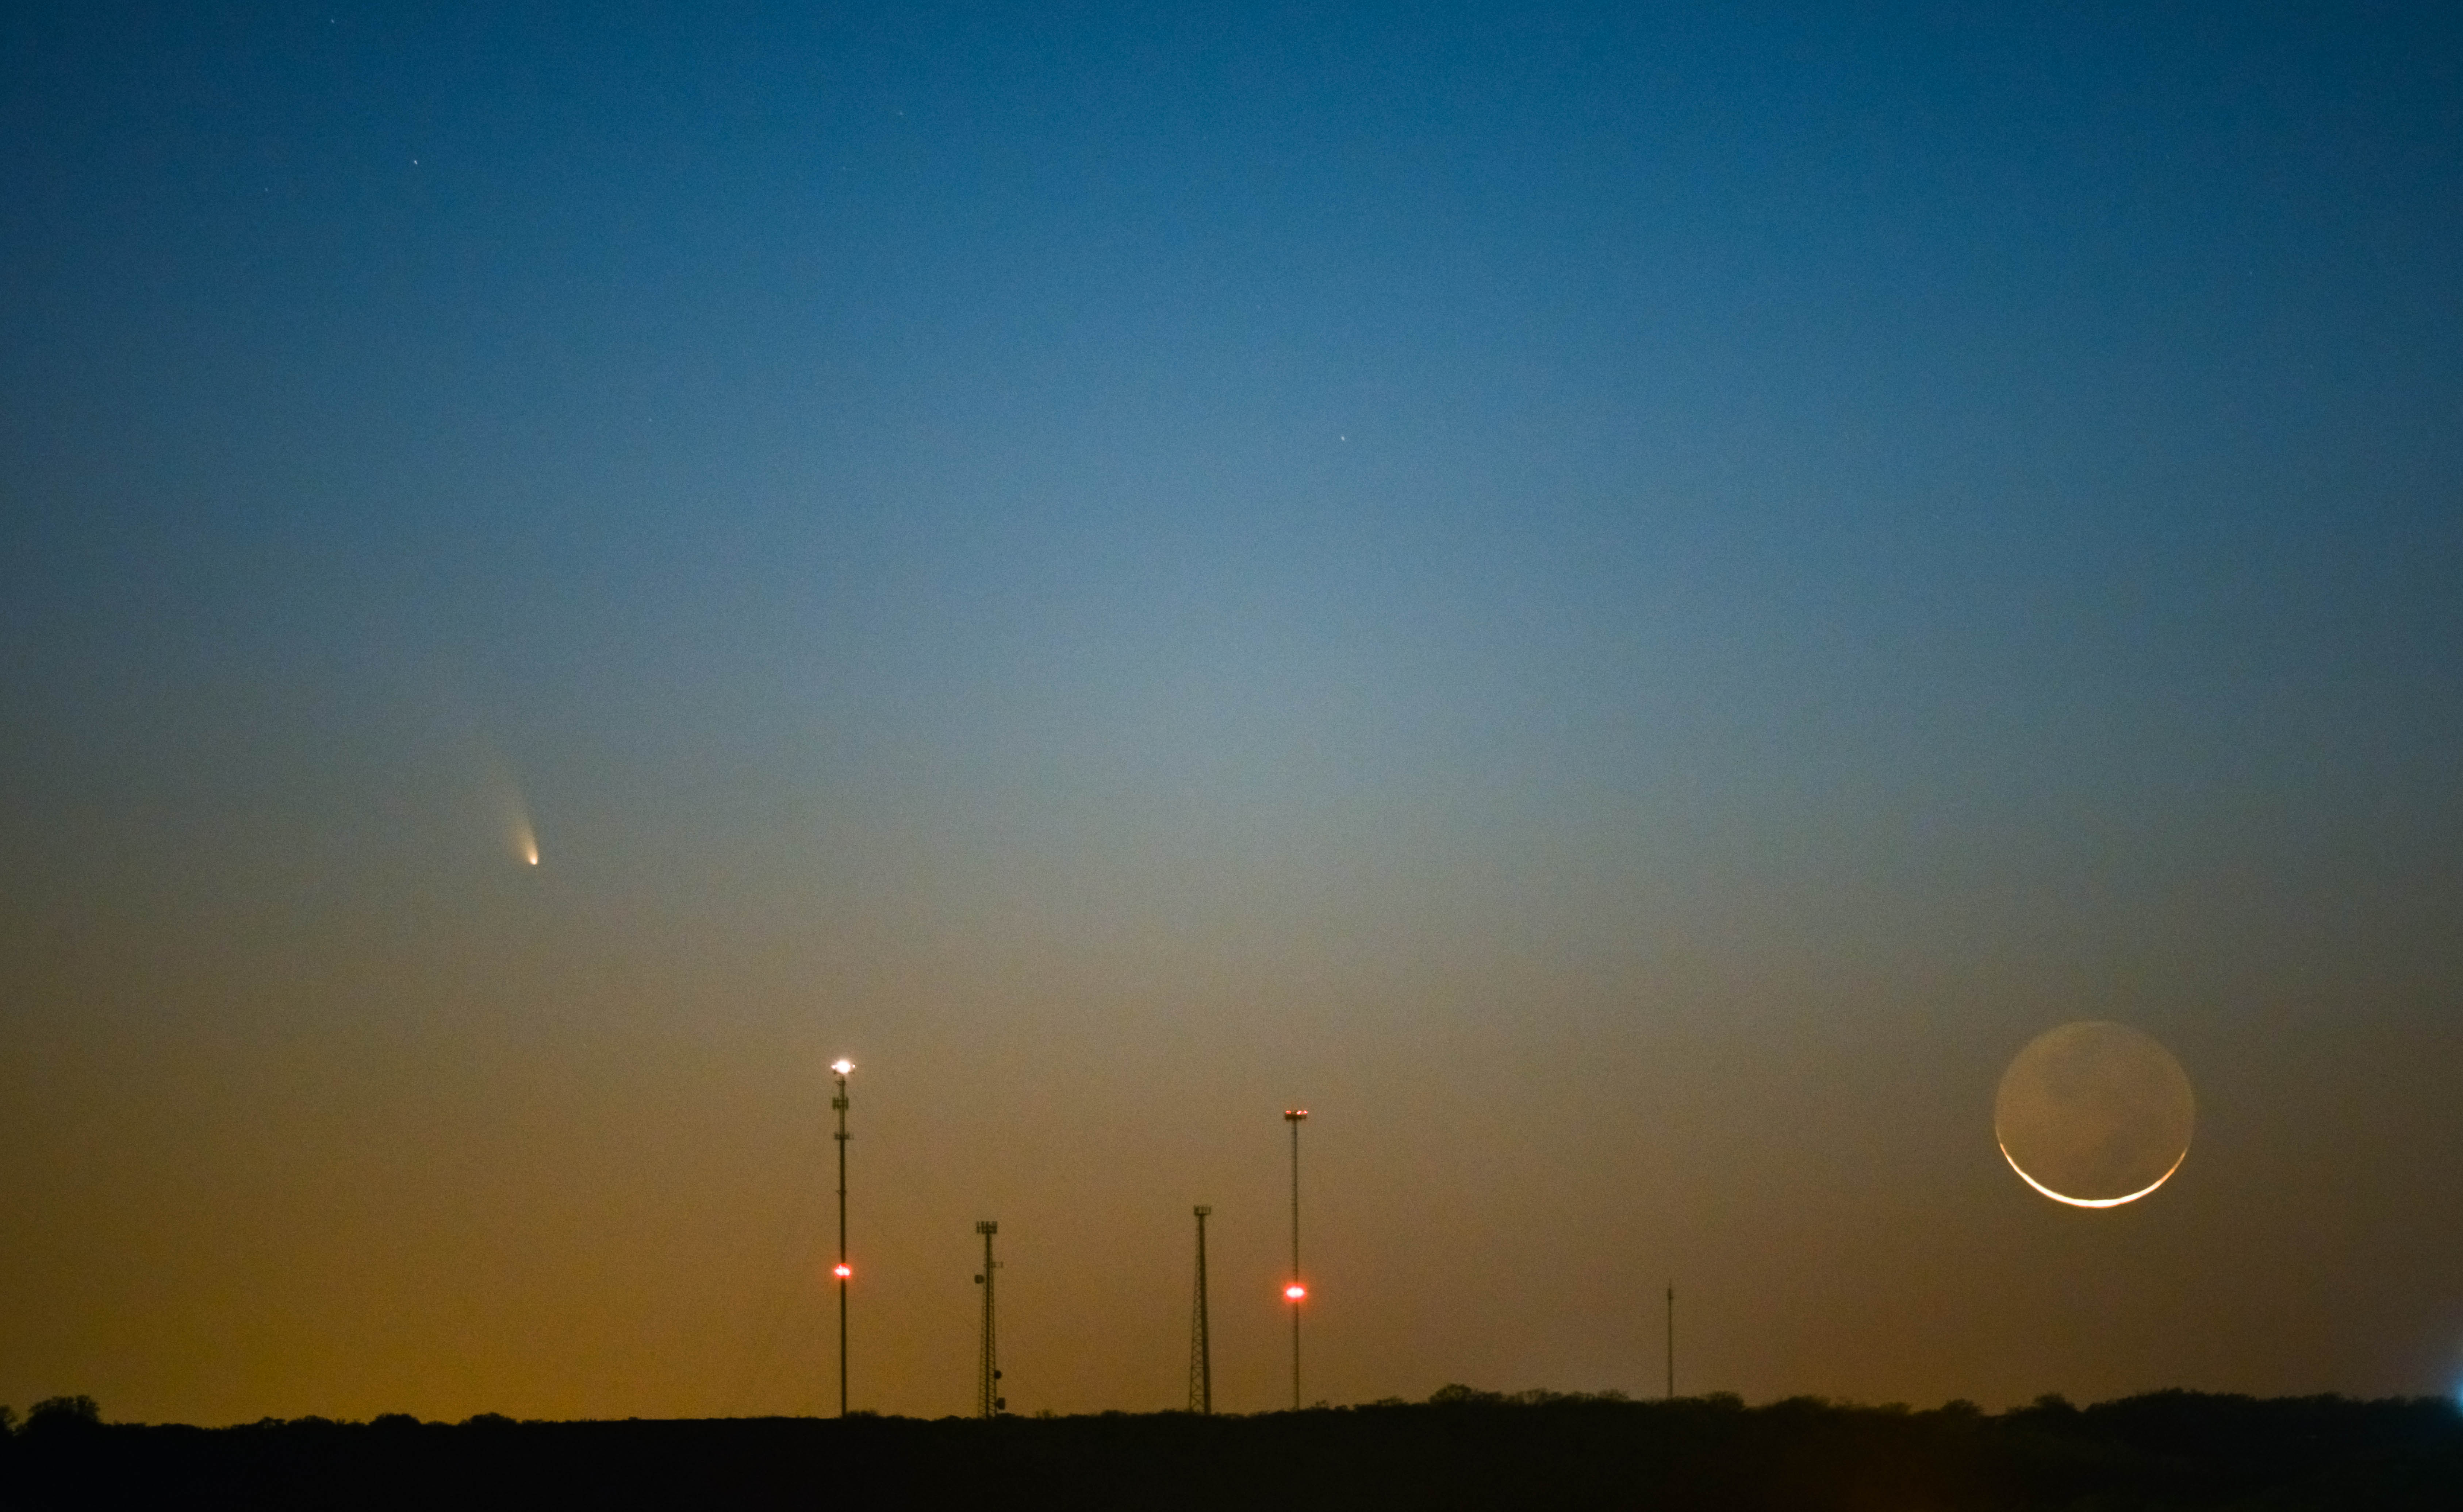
[4,3,2460,1425]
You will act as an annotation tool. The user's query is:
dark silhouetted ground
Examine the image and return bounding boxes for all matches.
[3,1388,2457,1510]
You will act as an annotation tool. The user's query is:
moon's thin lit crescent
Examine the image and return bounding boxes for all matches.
[1999,1142,2187,1209]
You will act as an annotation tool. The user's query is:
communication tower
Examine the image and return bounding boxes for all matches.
[1188,1206,1213,1413]
[830,1059,853,1416]
[1283,1109,1308,1409]
[973,1221,1003,1417]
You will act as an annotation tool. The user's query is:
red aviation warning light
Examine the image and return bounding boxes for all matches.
[833,1263,853,1279]
[1284,1283,1307,1301]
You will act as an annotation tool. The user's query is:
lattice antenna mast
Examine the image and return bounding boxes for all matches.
[1188,1206,1213,1414]
[973,1221,1003,1417]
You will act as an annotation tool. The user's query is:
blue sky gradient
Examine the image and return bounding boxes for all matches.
[4,3,2460,1422]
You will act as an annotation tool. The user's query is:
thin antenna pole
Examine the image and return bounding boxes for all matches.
[831,1061,853,1417]
[1189,1206,1213,1414]
[974,1221,1001,1417]
[1665,1283,1674,1401]
[1284,1109,1308,1410]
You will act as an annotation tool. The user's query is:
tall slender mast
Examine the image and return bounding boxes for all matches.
[1665,1282,1674,1401]
[1283,1108,1308,1410]
[830,1059,853,1417]
[1189,1206,1213,1414]
[974,1221,1002,1417]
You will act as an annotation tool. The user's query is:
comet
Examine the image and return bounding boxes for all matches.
[481,739,542,868]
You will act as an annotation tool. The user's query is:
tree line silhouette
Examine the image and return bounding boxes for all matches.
[2,1387,2456,1509]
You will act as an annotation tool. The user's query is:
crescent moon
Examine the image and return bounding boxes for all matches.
[1999,1141,2187,1209]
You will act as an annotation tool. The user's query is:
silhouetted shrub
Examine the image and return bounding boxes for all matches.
[24,1397,100,1435]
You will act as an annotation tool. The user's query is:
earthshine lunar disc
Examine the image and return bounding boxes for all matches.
[1994,1021,2194,1208]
